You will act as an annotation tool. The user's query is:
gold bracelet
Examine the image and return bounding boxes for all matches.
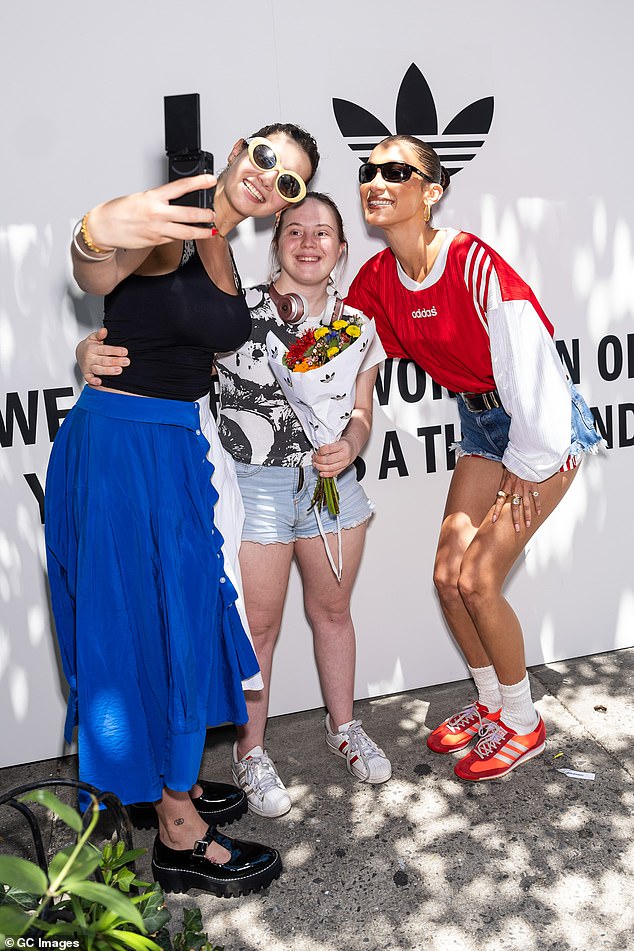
[80,212,114,254]
[72,221,116,261]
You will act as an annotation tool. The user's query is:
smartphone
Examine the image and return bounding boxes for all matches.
[164,93,215,212]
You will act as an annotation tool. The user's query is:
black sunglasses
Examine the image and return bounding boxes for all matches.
[358,161,435,185]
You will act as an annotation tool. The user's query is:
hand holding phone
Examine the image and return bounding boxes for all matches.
[165,93,215,215]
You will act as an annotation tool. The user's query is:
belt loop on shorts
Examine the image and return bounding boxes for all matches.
[297,466,304,491]
[460,389,502,412]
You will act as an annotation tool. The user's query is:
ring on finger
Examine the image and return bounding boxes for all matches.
[496,490,508,500]
[532,490,540,498]
[511,494,522,506]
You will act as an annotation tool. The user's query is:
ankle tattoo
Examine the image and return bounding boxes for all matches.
[174,817,185,826]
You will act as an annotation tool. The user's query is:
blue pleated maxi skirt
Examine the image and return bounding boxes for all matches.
[44,387,260,805]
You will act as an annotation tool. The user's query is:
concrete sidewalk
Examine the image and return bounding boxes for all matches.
[1,648,633,951]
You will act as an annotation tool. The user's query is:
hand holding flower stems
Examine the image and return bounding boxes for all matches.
[311,435,357,514]
[311,459,341,515]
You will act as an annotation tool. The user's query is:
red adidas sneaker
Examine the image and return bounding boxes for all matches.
[426,702,501,754]
[454,716,546,781]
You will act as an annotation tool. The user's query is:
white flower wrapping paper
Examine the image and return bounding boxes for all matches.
[265,318,377,449]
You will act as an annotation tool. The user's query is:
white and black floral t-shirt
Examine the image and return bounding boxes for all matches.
[215,285,385,467]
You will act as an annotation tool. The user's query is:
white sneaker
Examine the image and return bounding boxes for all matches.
[231,743,292,818]
[325,715,392,784]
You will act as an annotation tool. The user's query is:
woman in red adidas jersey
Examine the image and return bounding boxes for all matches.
[346,134,601,783]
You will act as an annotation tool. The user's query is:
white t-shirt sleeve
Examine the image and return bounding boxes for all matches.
[487,271,572,482]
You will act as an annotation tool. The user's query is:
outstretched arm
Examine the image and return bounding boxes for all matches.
[72,174,217,296]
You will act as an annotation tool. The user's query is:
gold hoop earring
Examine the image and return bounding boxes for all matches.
[424,204,431,223]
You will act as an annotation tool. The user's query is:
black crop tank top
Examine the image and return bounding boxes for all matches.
[101,242,252,401]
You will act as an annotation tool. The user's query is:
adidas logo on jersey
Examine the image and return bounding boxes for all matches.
[411,306,438,319]
[333,63,494,178]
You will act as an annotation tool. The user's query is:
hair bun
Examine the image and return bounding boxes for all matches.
[439,166,451,190]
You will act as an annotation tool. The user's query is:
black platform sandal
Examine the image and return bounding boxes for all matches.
[152,824,282,897]
[128,780,247,830]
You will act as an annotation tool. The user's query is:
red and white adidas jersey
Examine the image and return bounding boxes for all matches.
[346,229,553,392]
[346,229,573,481]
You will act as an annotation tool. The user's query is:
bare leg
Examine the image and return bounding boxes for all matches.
[154,788,230,863]
[235,540,294,758]
[433,456,503,669]
[294,524,367,728]
[457,464,578,684]
[434,455,578,684]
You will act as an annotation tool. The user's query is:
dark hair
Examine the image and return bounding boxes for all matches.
[249,123,320,181]
[269,191,348,284]
[377,134,450,190]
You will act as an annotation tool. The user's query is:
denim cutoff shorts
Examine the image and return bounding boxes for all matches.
[455,383,601,466]
[234,461,374,544]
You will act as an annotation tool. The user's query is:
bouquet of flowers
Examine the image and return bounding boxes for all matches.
[266,311,376,579]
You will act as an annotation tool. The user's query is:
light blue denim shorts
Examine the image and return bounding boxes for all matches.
[234,461,374,544]
[456,383,602,465]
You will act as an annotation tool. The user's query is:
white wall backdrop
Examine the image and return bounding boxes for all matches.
[1,1,632,768]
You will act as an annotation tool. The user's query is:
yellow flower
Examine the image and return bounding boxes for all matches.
[327,346,339,358]
[331,319,348,330]
[314,326,329,340]
[346,325,361,338]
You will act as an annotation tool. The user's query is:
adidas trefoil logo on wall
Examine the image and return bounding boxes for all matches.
[333,64,494,177]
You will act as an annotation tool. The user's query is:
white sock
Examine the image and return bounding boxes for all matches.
[499,673,539,733]
[468,664,502,714]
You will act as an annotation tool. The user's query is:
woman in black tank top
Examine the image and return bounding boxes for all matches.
[45,124,319,897]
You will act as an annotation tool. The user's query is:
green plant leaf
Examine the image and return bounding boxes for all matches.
[0,856,48,895]
[107,929,164,951]
[143,908,172,936]
[68,881,145,930]
[148,927,172,951]
[92,937,120,951]
[0,902,32,936]
[172,906,219,951]
[0,886,40,911]
[185,907,204,930]
[71,894,88,928]
[49,844,101,882]
[137,884,170,934]
[19,790,84,833]
[110,866,137,893]
[128,880,155,897]
[92,909,118,932]
[110,848,147,870]
[44,921,85,937]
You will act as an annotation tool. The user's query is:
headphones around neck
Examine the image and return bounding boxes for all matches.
[268,283,344,326]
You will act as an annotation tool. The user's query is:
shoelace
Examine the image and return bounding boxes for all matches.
[472,722,508,759]
[344,720,385,760]
[243,753,282,795]
[447,703,480,733]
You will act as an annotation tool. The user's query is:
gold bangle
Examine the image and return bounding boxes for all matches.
[72,221,116,261]
[80,212,114,254]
